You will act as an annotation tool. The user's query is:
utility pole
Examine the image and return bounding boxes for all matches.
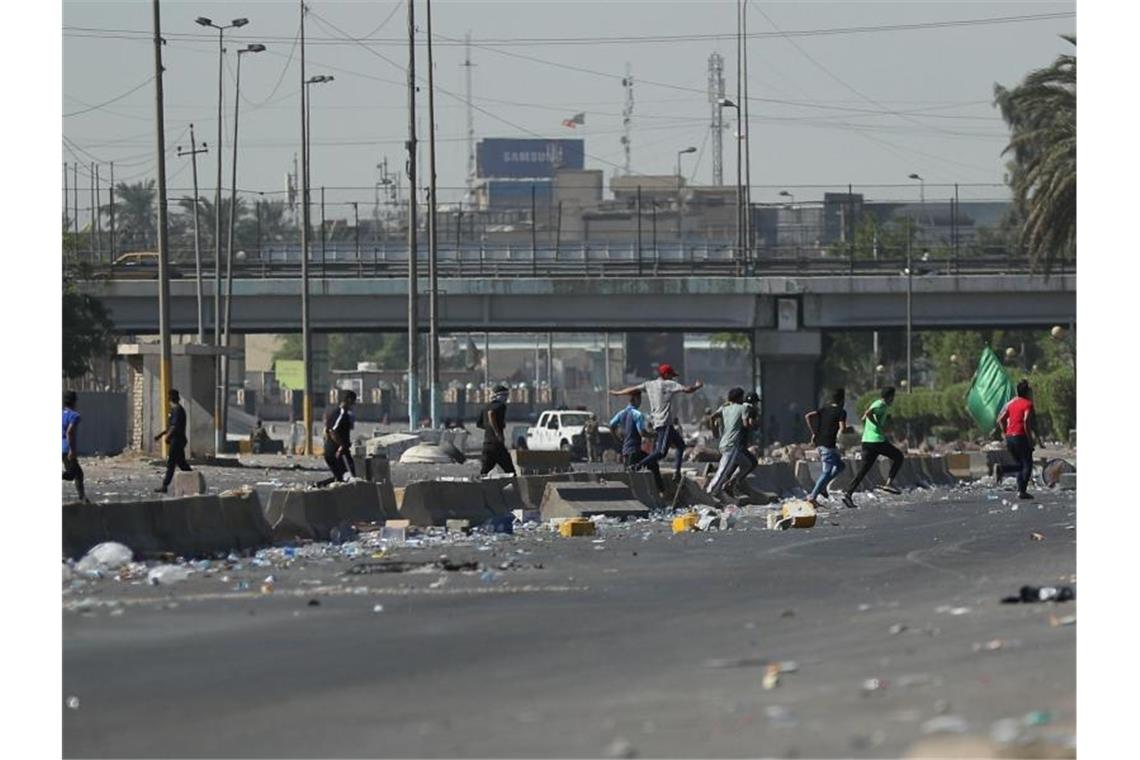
[109,162,115,258]
[462,31,476,207]
[621,63,634,175]
[63,162,69,232]
[94,163,102,258]
[152,0,173,456]
[73,163,79,237]
[707,53,725,186]
[734,0,743,268]
[176,124,208,342]
[89,163,95,252]
[906,217,913,393]
[427,0,441,429]
[406,0,420,430]
[299,0,314,454]
[547,333,554,407]
[741,2,753,264]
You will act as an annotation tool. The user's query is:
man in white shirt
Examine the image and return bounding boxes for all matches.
[610,363,703,485]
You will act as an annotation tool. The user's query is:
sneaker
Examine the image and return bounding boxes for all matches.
[153,487,167,494]
[876,484,901,495]
[818,487,831,501]
[1018,491,1035,500]
[841,493,857,509]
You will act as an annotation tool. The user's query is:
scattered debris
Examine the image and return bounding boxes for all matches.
[1030,532,1046,541]
[861,678,889,694]
[889,623,908,635]
[1001,585,1075,604]
[762,663,781,690]
[921,715,969,735]
[147,565,193,586]
[75,542,133,577]
[1049,614,1077,627]
[66,696,80,710]
[602,738,637,759]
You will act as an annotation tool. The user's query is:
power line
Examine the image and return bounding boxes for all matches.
[63,76,155,117]
[61,12,1074,46]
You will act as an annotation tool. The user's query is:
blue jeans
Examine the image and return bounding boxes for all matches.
[809,446,846,500]
[637,424,686,477]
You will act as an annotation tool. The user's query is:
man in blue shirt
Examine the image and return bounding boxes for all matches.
[62,390,87,502]
[610,391,663,490]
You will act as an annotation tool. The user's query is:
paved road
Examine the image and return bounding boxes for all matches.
[63,486,1076,758]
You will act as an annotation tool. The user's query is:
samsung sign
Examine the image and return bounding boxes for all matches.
[477,138,585,179]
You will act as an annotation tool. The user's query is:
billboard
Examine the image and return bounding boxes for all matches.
[477,138,585,179]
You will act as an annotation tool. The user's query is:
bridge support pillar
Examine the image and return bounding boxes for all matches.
[753,329,822,447]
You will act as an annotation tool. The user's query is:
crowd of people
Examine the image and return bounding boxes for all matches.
[62,363,1042,505]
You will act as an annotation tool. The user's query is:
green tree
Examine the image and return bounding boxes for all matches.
[62,234,115,378]
[994,35,1076,272]
[112,180,157,251]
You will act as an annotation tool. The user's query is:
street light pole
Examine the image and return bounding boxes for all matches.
[906,217,913,393]
[197,13,248,455]
[718,97,741,268]
[676,146,696,240]
[176,125,208,343]
[221,42,265,446]
[298,0,313,454]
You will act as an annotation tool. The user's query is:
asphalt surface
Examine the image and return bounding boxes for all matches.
[62,483,1076,758]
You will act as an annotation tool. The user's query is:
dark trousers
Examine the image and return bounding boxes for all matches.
[637,424,686,477]
[62,453,85,501]
[480,443,516,476]
[626,449,663,492]
[845,441,904,494]
[161,439,191,488]
[319,448,356,487]
[1000,435,1034,494]
[726,447,758,488]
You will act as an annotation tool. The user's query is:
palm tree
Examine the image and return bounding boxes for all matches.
[994,35,1076,272]
[112,180,157,251]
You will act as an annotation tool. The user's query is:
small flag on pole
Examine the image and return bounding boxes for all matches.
[561,112,585,129]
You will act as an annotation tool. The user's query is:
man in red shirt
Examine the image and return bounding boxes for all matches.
[995,379,1038,500]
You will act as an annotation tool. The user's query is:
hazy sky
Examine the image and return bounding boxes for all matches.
[62,0,1075,217]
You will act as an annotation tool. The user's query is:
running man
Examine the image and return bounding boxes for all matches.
[995,379,1038,500]
[804,387,848,508]
[477,384,516,477]
[610,391,662,490]
[724,390,762,496]
[154,388,192,493]
[318,390,357,486]
[62,390,87,502]
[610,363,703,485]
[841,387,904,508]
[706,387,747,498]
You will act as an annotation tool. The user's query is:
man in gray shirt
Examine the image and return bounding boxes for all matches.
[610,363,703,486]
[706,387,746,498]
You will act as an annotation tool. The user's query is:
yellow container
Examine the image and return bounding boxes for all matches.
[559,518,596,537]
[780,500,817,529]
[672,513,700,533]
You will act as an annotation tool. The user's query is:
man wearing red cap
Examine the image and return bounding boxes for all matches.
[610,363,703,487]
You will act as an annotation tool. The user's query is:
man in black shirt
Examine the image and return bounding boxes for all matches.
[803,387,849,508]
[319,390,357,486]
[154,388,192,493]
[478,384,516,477]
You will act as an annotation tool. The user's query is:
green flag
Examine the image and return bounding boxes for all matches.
[965,347,1014,433]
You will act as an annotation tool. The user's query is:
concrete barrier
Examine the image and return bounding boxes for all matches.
[64,492,275,560]
[510,449,573,474]
[481,478,524,516]
[62,503,107,559]
[750,462,801,495]
[171,471,207,497]
[1058,472,1076,490]
[879,458,929,489]
[539,481,650,521]
[513,472,592,509]
[794,459,855,494]
[602,470,665,510]
[398,480,496,527]
[920,456,958,486]
[263,481,395,541]
[219,491,272,551]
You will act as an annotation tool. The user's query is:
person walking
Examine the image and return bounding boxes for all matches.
[995,379,1038,500]
[706,387,747,498]
[611,391,662,489]
[478,384,516,477]
[62,390,87,502]
[841,387,904,508]
[154,388,192,493]
[318,390,357,487]
[583,414,600,463]
[804,387,848,508]
[610,363,703,486]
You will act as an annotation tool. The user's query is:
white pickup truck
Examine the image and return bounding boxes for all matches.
[525,410,612,458]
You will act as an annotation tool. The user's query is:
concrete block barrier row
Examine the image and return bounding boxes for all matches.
[510,449,573,475]
[398,478,524,527]
[264,481,400,542]
[793,455,964,495]
[539,481,649,521]
[62,491,271,560]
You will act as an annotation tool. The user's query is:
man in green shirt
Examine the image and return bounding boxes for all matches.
[842,386,905,508]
